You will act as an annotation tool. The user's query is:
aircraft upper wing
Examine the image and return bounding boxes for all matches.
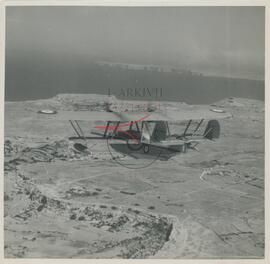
[44,106,231,122]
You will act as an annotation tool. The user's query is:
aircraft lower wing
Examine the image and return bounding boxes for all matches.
[43,106,231,122]
[151,140,186,146]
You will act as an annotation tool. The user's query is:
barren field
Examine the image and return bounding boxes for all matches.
[4,95,264,258]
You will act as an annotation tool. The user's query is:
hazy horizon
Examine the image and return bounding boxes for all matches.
[6,7,265,79]
[5,6,265,103]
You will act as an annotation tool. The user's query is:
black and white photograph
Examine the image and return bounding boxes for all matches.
[2,2,267,260]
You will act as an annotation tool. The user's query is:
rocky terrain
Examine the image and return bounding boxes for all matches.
[4,94,264,258]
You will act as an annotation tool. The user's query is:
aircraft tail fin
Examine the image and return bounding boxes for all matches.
[203,120,220,140]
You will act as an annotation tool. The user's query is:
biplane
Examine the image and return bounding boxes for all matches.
[45,104,231,156]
